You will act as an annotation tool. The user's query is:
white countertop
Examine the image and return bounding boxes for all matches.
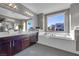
[0,31,38,38]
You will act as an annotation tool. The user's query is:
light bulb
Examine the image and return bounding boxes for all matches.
[9,3,12,6]
[13,6,17,9]
[25,11,33,16]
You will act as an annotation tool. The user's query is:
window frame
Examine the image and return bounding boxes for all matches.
[45,9,70,33]
[47,12,65,32]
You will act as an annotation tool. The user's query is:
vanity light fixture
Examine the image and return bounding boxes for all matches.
[13,5,17,9]
[8,3,17,9]
[9,3,12,6]
[25,11,33,16]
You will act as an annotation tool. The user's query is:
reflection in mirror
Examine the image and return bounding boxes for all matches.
[0,17,26,32]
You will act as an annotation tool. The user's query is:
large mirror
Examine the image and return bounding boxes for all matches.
[0,17,26,32]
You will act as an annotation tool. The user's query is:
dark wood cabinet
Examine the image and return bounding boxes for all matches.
[13,36,22,54]
[0,43,10,56]
[30,32,38,44]
[0,32,38,56]
[21,36,30,49]
[0,38,12,56]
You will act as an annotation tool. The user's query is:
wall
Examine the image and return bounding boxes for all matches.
[70,4,79,51]
[71,3,79,30]
[64,9,70,33]
[32,14,38,29]
[37,13,44,29]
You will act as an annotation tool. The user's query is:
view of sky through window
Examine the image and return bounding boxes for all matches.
[47,14,64,27]
[27,20,32,30]
[47,13,64,31]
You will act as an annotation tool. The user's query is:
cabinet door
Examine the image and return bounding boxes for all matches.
[0,41,11,56]
[22,37,30,49]
[13,36,22,53]
[14,40,22,53]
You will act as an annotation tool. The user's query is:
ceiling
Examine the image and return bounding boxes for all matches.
[0,3,34,20]
[22,3,71,14]
[0,7,30,20]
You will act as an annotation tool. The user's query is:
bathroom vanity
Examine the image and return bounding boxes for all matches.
[0,31,38,56]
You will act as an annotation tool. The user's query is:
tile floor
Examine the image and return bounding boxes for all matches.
[15,44,78,56]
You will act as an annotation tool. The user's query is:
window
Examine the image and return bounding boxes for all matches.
[27,20,33,31]
[47,13,65,32]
